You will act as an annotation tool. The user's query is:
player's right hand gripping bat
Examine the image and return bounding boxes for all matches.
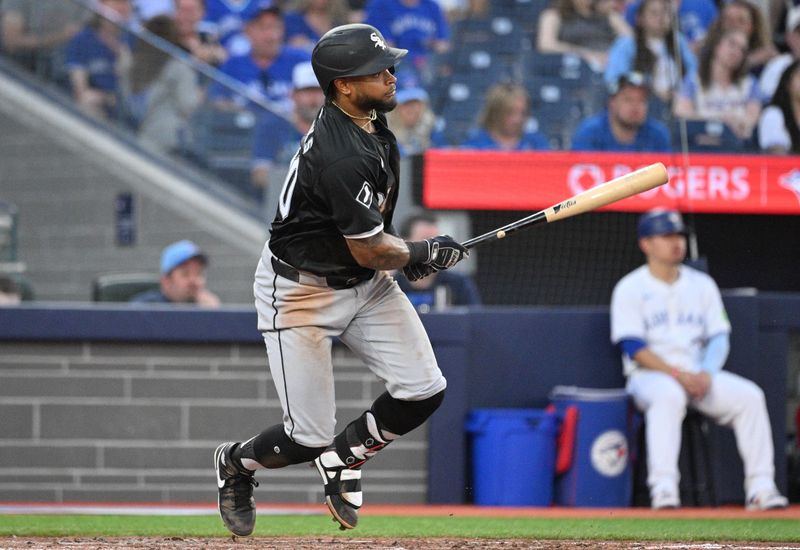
[461,162,669,249]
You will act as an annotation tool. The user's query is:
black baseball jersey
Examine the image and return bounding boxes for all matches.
[267,103,401,281]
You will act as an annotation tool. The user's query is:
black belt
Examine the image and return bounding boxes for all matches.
[270,256,364,290]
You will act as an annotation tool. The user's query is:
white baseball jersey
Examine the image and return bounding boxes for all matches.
[610,264,731,377]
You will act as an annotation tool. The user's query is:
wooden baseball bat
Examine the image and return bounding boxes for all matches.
[461,162,669,249]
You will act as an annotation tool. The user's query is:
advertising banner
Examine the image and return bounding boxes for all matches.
[423,150,800,214]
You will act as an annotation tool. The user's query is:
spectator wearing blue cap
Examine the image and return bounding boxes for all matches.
[571,72,671,152]
[386,86,435,156]
[610,209,787,511]
[130,240,221,306]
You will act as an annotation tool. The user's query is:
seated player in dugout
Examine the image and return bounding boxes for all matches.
[213,23,469,537]
[610,209,788,511]
[396,212,481,312]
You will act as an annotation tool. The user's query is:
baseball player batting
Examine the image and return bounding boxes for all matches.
[610,209,788,511]
[213,23,468,536]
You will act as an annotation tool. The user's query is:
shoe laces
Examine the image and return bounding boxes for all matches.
[226,474,258,507]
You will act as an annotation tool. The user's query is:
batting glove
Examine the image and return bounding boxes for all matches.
[407,235,469,271]
[403,263,438,282]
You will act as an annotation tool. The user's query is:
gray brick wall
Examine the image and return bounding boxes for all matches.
[0,82,265,304]
[0,341,429,504]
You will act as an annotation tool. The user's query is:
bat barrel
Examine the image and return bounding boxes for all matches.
[459,162,668,250]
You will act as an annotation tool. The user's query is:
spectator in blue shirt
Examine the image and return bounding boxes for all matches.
[461,83,550,151]
[64,0,134,119]
[209,7,311,115]
[283,0,351,52]
[605,0,696,105]
[201,0,266,55]
[395,212,481,312]
[624,0,718,52]
[130,240,221,306]
[572,72,672,152]
[251,61,325,210]
[364,0,450,77]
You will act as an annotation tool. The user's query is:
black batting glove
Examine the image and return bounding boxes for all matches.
[403,263,438,282]
[407,235,469,271]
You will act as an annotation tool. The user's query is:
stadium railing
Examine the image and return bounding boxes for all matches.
[0,0,290,216]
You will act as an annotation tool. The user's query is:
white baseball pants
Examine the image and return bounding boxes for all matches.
[254,255,447,448]
[627,369,779,501]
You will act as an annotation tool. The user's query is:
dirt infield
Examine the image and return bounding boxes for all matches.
[2,537,800,549]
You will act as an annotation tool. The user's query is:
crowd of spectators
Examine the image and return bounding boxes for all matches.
[0,0,797,203]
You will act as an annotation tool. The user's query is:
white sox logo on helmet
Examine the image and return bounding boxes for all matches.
[370,32,387,50]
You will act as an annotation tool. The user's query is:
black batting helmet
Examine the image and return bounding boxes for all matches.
[311,24,407,94]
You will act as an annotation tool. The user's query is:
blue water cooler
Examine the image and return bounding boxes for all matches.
[465,408,559,506]
[549,386,632,507]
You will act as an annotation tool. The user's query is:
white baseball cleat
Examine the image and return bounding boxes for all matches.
[746,490,788,511]
[313,449,362,530]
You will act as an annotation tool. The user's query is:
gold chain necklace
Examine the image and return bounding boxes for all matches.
[331,101,376,130]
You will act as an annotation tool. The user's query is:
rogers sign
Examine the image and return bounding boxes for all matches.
[423,150,800,214]
[567,163,751,202]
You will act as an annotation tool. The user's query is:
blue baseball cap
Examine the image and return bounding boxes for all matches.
[637,209,686,238]
[396,87,429,104]
[160,240,207,274]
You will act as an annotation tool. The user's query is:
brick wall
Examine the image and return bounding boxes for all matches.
[0,341,428,504]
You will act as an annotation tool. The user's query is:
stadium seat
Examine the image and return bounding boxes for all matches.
[527,77,586,148]
[432,71,496,146]
[13,275,35,301]
[183,105,258,199]
[491,0,550,37]
[92,273,161,302]
[526,52,595,82]
[672,119,746,152]
[485,15,526,55]
[0,200,19,262]
[647,95,673,128]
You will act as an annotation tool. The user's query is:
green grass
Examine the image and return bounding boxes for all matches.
[0,515,798,541]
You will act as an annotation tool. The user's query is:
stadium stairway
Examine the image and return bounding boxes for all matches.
[0,59,266,304]
[0,338,428,504]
